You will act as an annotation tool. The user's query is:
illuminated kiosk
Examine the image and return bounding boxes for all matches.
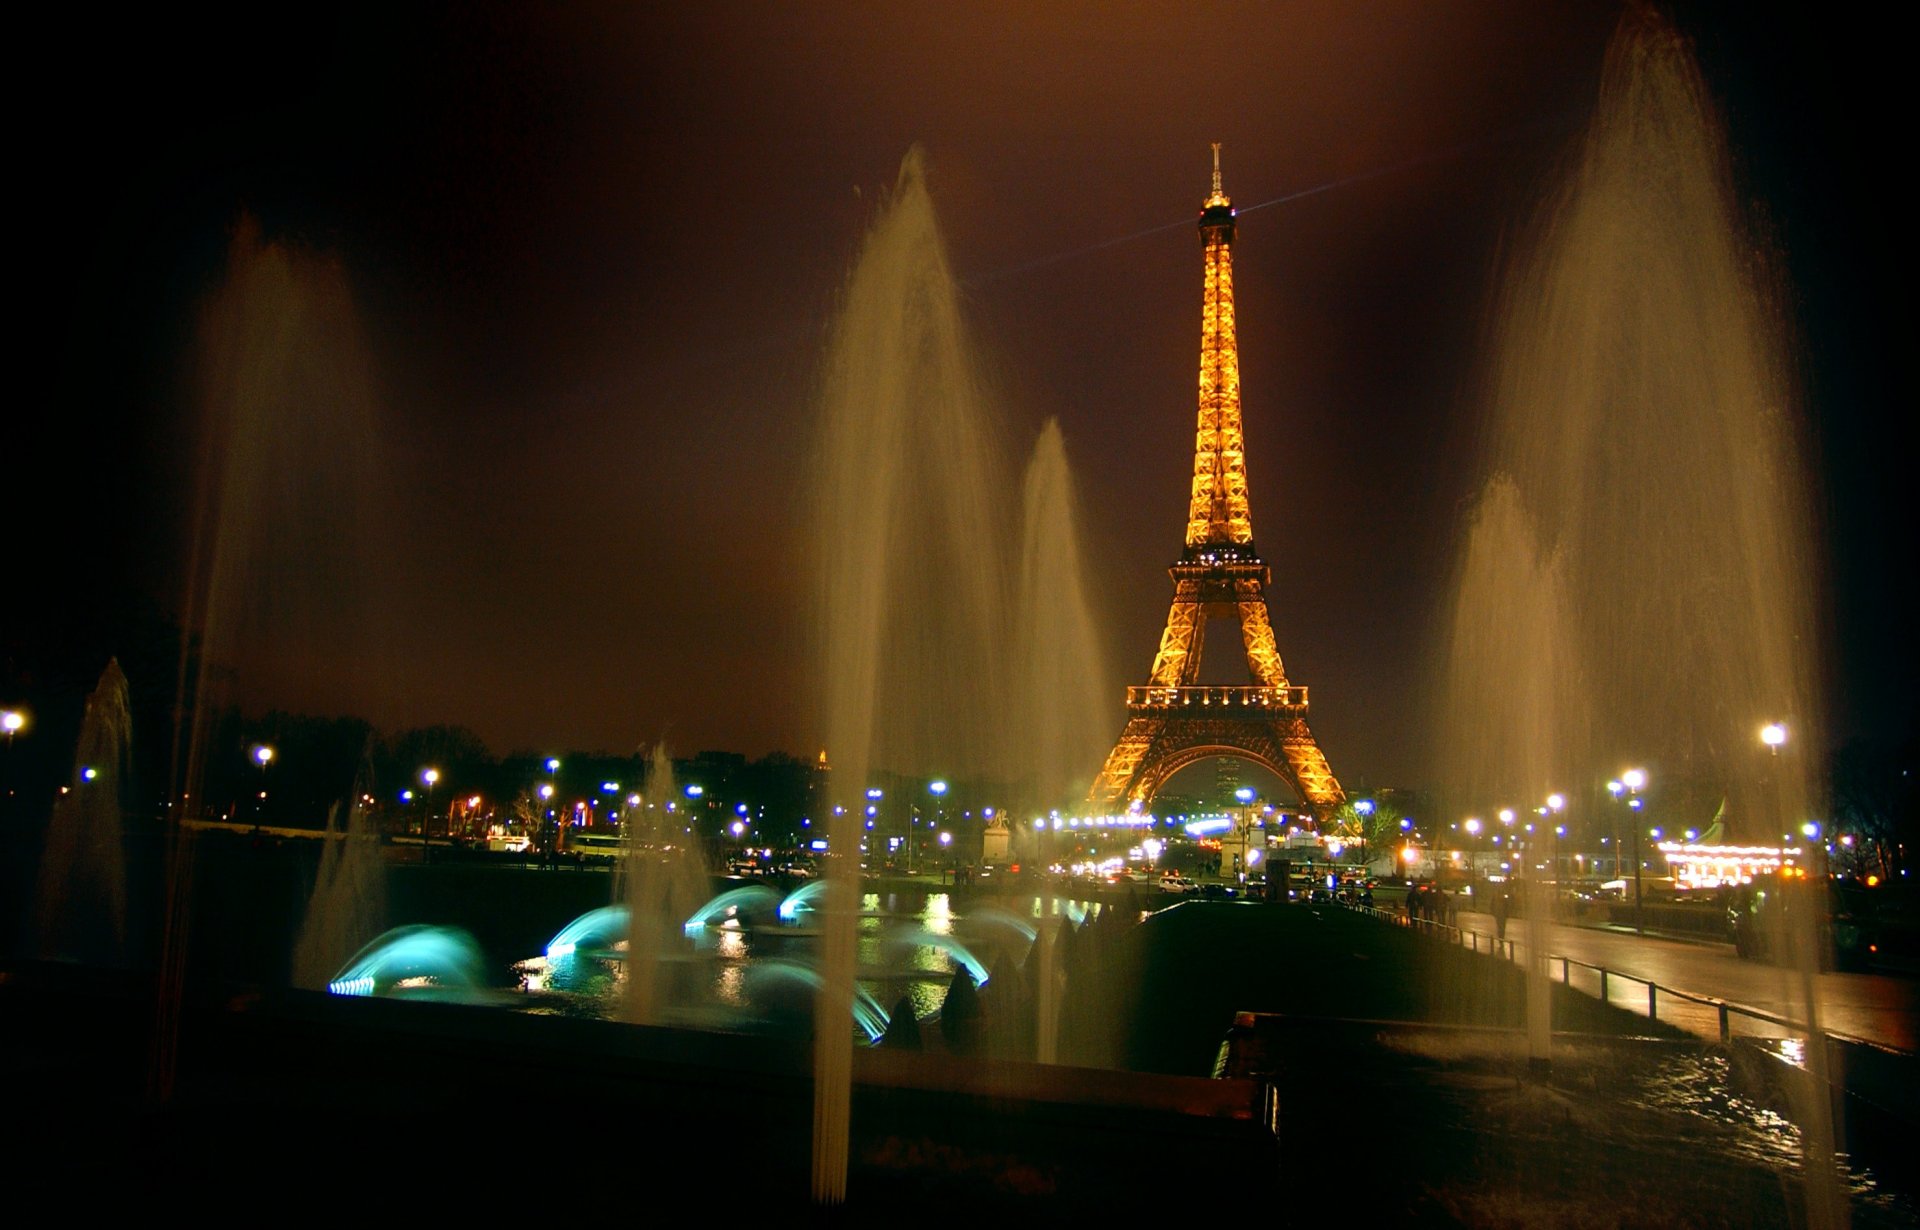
[1657,842,1805,890]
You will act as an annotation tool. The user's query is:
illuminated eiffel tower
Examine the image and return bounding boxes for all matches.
[1089,146,1345,816]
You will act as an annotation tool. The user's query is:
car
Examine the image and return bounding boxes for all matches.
[1158,875,1199,895]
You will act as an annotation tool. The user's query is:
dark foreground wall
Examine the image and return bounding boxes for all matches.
[0,959,1275,1214]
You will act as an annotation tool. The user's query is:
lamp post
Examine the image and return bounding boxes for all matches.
[1464,817,1482,881]
[250,744,275,822]
[929,780,948,874]
[421,767,440,863]
[1762,725,1788,858]
[1543,793,1565,882]
[1620,768,1647,932]
[1,707,25,811]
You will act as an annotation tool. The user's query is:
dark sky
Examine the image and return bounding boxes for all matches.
[14,3,1908,790]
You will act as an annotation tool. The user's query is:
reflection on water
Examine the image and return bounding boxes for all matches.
[1369,1030,1913,1225]
[1628,1048,1909,1219]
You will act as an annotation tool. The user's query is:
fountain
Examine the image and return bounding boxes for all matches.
[327,924,482,998]
[291,780,387,991]
[684,885,779,930]
[1014,418,1116,832]
[150,218,396,1089]
[545,905,629,960]
[32,659,132,965]
[612,744,711,1025]
[1439,7,1835,1219]
[170,218,394,823]
[880,924,990,987]
[809,144,1119,1201]
[777,879,829,922]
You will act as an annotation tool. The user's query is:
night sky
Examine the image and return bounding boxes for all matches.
[13,3,1908,792]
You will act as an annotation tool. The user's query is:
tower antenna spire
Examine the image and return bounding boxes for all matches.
[1211,142,1222,197]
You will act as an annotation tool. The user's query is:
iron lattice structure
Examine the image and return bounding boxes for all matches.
[1089,147,1345,816]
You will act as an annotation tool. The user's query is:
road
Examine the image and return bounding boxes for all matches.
[1442,908,1918,1053]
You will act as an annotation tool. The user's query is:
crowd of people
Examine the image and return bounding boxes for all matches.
[1403,881,1458,928]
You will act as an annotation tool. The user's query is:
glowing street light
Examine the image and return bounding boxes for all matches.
[0,706,26,806]
[1618,768,1648,931]
[420,767,440,861]
[926,780,948,874]
[1760,722,1788,751]
[248,744,276,820]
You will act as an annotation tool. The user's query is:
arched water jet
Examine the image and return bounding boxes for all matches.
[778,880,830,922]
[747,959,891,1043]
[882,924,990,987]
[328,925,482,997]
[962,905,1039,945]
[684,885,779,931]
[545,906,628,960]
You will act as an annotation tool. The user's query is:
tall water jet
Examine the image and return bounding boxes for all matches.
[1015,418,1114,825]
[812,147,1012,1202]
[810,145,1116,1197]
[1443,9,1833,1219]
[174,218,393,814]
[33,660,131,964]
[156,217,394,1091]
[291,781,387,991]
[613,744,708,1025]
[1440,478,1580,1068]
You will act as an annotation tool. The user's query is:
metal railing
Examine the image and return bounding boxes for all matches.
[1343,901,1863,1049]
[1126,685,1308,709]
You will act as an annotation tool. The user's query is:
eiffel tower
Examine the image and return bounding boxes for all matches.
[1089,146,1345,816]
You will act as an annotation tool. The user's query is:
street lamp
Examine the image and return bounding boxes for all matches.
[1618,768,1648,932]
[0,706,25,809]
[929,780,948,873]
[1464,817,1482,878]
[421,767,441,862]
[1542,793,1565,881]
[251,744,275,821]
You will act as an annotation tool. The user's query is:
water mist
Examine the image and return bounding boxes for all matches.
[810,148,1111,1200]
[1441,10,1832,1219]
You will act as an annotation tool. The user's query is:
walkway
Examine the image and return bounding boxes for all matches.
[1443,909,1917,1053]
